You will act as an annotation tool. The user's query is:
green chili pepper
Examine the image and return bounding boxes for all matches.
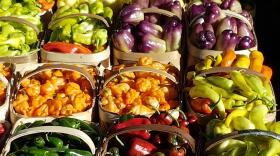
[231,116,255,130]
[108,147,120,156]
[64,149,92,156]
[193,77,248,101]
[25,147,59,156]
[55,117,81,129]
[46,136,63,149]
[226,145,246,156]
[209,139,246,154]
[34,136,45,148]
[243,74,266,95]
[259,139,280,156]
[244,141,258,156]
[206,76,234,91]
[249,104,268,130]
[119,114,134,122]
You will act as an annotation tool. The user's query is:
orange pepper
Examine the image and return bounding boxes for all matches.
[249,50,264,72]
[38,0,55,11]
[261,65,273,81]
[220,50,236,67]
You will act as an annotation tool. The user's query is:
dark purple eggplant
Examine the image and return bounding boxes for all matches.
[163,18,182,51]
[189,4,205,21]
[113,29,135,52]
[191,22,216,49]
[215,29,239,51]
[137,20,163,37]
[220,0,242,13]
[138,34,166,53]
[237,36,255,50]
[120,4,144,24]
[215,17,237,36]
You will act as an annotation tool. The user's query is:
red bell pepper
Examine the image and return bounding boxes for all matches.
[43,42,92,54]
[190,98,212,114]
[128,137,157,156]
[0,123,4,135]
[169,146,186,156]
[111,118,151,140]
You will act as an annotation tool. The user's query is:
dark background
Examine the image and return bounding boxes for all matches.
[255,0,280,119]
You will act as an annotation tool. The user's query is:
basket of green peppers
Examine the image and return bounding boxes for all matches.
[0,17,40,67]
[2,117,101,156]
[41,1,113,67]
[204,129,280,156]
[185,67,276,125]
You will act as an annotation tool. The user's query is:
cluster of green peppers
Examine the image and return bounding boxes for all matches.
[0,21,38,56]
[188,70,275,118]
[8,134,93,156]
[207,136,280,156]
[52,0,113,21]
[14,117,102,147]
[206,104,274,139]
[0,0,42,27]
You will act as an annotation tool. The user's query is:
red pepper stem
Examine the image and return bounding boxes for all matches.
[178,109,187,120]
[167,110,179,127]
[115,135,125,147]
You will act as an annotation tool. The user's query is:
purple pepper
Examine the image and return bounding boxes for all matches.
[132,0,149,8]
[240,10,253,25]
[149,0,173,7]
[163,18,182,51]
[238,36,256,50]
[112,29,135,52]
[138,34,166,53]
[189,4,205,21]
[204,2,222,24]
[191,22,216,49]
[120,4,144,24]
[215,17,237,36]
[137,20,163,37]
[215,29,240,51]
[144,13,161,24]
[165,1,182,19]
[237,20,254,39]
[220,0,242,13]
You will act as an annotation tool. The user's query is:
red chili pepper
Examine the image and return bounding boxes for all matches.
[169,146,186,156]
[43,42,92,54]
[111,118,151,140]
[152,133,162,146]
[128,137,157,156]
[0,123,4,135]
[186,113,198,124]
[190,98,212,114]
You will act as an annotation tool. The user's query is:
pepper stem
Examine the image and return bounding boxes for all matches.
[115,135,124,147]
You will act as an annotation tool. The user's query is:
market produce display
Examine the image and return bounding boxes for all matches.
[5,118,97,156]
[43,1,113,54]
[0,21,38,57]
[100,57,179,116]
[112,1,182,53]
[0,0,279,156]
[188,0,256,52]
[12,68,94,117]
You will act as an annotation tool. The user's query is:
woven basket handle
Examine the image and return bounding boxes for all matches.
[142,7,181,20]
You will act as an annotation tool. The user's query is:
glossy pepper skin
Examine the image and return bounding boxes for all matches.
[46,136,63,149]
[64,149,92,156]
[43,42,92,54]
[34,136,45,148]
[169,146,186,156]
[191,22,216,49]
[52,117,81,129]
[120,4,144,24]
[190,98,212,114]
[111,118,151,140]
[108,147,120,156]
[128,137,157,156]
